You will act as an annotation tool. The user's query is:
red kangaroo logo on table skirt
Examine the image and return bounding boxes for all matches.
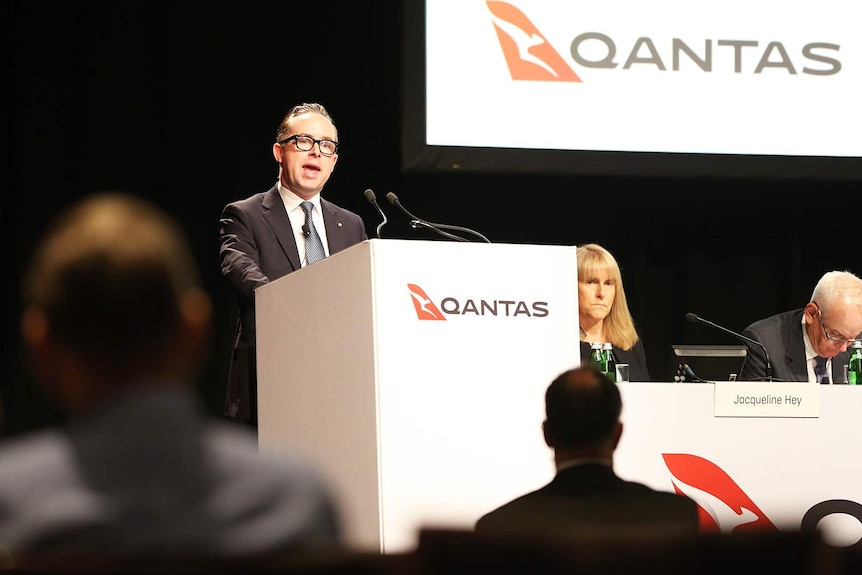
[662,453,778,533]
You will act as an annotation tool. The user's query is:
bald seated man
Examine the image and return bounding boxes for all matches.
[740,270,862,383]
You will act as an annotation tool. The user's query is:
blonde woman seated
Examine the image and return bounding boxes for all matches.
[577,243,651,382]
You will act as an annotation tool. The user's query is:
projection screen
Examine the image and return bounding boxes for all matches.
[401,0,862,179]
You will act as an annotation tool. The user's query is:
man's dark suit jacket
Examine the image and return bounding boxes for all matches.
[474,464,700,539]
[219,186,367,422]
[740,308,849,382]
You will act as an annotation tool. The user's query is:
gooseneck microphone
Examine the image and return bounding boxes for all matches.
[385,192,467,242]
[385,192,491,243]
[363,188,388,239]
[685,312,775,381]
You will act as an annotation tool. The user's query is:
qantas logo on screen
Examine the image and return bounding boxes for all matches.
[484,1,841,79]
[486,0,582,82]
[407,283,549,321]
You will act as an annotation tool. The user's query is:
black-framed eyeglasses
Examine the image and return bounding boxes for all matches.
[814,304,858,345]
[279,135,338,156]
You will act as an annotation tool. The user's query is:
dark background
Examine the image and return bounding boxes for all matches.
[3,2,859,436]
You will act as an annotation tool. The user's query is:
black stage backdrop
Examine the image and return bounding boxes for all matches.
[2,2,859,436]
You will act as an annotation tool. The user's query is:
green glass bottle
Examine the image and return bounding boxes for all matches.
[602,342,616,382]
[589,342,604,372]
[849,341,862,385]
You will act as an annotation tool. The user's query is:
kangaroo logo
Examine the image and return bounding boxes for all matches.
[663,453,778,533]
[485,1,581,82]
[408,284,447,321]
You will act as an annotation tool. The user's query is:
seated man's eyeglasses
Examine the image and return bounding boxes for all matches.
[814,303,859,344]
[279,135,338,156]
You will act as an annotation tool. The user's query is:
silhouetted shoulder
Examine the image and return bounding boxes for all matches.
[476,481,699,539]
[204,422,342,549]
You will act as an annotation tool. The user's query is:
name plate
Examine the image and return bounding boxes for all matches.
[714,381,820,418]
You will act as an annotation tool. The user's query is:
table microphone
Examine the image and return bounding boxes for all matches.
[685,312,775,381]
[385,192,491,243]
[363,188,388,239]
[674,363,708,383]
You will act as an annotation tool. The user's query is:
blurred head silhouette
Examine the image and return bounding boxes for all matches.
[21,192,212,415]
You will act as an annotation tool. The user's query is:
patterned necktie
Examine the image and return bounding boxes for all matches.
[300,201,325,265]
[814,355,829,384]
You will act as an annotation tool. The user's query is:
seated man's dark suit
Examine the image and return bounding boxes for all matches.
[220,186,367,422]
[474,463,700,538]
[740,309,848,382]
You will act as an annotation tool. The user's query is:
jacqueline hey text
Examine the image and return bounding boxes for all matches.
[733,394,803,406]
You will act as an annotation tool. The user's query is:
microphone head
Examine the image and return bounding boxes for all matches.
[685,312,699,323]
[385,192,398,205]
[683,363,700,381]
[364,188,377,202]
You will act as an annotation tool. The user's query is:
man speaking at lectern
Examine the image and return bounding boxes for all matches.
[219,102,367,426]
[739,270,862,383]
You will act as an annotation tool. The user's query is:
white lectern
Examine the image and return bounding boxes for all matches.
[255,239,579,553]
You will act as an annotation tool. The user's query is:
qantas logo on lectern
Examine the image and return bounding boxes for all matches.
[486,0,582,82]
[406,283,549,320]
[408,284,447,321]
[663,453,778,533]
